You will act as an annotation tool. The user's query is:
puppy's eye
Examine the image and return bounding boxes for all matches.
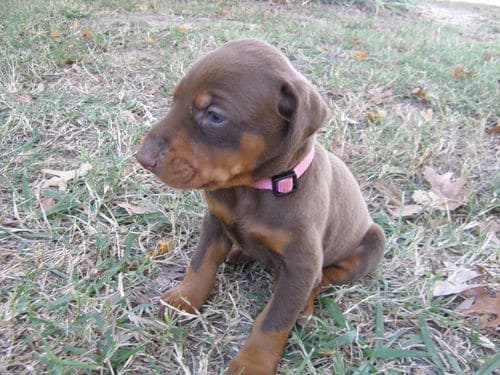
[207,110,225,125]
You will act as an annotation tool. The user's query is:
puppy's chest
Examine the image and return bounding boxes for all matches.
[205,195,292,265]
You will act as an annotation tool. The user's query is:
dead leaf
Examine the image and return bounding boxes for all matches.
[117,202,152,215]
[50,31,63,39]
[146,37,157,44]
[40,197,56,211]
[453,64,465,78]
[64,57,76,66]
[41,163,92,192]
[177,26,191,33]
[433,262,484,297]
[480,218,500,245]
[367,110,386,122]
[462,286,488,298]
[17,95,32,103]
[368,89,393,104]
[33,82,45,94]
[376,182,423,218]
[412,87,428,102]
[387,203,423,218]
[453,64,475,78]
[149,240,175,257]
[81,30,93,41]
[456,293,500,328]
[0,217,19,227]
[413,166,467,211]
[352,50,368,60]
[316,44,333,52]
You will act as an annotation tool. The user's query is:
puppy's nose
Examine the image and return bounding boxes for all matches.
[136,137,162,170]
[136,150,157,170]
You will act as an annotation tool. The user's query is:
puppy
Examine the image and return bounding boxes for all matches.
[137,39,385,375]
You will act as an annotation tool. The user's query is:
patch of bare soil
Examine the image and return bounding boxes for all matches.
[417,0,499,26]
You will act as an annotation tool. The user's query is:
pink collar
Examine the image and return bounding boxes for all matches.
[249,147,315,196]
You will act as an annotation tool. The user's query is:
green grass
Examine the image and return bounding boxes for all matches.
[1,0,499,374]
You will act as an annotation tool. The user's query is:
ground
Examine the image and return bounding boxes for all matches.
[0,0,499,374]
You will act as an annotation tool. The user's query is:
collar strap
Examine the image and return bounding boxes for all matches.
[249,147,315,197]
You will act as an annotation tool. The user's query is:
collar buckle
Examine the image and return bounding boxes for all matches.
[271,170,297,197]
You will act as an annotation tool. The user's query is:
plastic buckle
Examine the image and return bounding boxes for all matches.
[271,170,297,197]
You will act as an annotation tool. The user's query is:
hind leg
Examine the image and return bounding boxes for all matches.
[302,223,385,316]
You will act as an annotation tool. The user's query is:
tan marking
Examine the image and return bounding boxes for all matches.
[172,82,180,98]
[244,222,292,255]
[227,304,290,374]
[161,239,230,313]
[156,131,266,189]
[301,255,363,316]
[204,194,235,225]
[210,132,266,188]
[194,91,212,109]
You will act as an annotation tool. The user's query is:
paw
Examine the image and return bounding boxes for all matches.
[160,286,198,315]
[226,349,279,375]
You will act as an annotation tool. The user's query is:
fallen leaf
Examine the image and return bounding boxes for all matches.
[117,202,152,215]
[453,64,465,78]
[146,37,157,44]
[413,166,467,211]
[367,110,386,122]
[149,240,175,257]
[64,57,76,66]
[177,26,191,33]
[50,31,63,39]
[17,95,32,103]
[33,82,45,94]
[480,218,500,245]
[456,293,500,328]
[0,217,19,227]
[433,262,484,297]
[462,286,488,298]
[424,166,467,208]
[41,163,92,192]
[412,87,428,102]
[316,44,333,52]
[376,182,423,218]
[387,203,423,218]
[319,349,337,355]
[453,64,475,79]
[40,197,56,211]
[81,30,92,40]
[352,50,368,60]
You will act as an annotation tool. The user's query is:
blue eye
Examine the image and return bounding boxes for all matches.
[207,110,225,125]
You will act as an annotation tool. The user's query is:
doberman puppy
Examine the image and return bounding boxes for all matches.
[137,39,385,375]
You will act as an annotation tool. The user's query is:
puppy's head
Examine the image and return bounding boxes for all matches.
[137,39,328,190]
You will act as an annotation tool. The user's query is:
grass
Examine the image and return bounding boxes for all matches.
[0,0,499,374]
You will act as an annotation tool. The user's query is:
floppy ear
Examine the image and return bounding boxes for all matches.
[277,78,329,151]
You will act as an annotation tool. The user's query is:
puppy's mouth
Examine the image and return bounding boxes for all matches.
[139,132,266,191]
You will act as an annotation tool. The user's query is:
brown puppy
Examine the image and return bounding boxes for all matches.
[137,39,385,374]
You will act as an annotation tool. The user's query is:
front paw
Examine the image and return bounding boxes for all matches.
[226,348,279,375]
[160,286,198,314]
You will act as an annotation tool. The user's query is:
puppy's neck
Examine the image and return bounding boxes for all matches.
[252,137,316,182]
